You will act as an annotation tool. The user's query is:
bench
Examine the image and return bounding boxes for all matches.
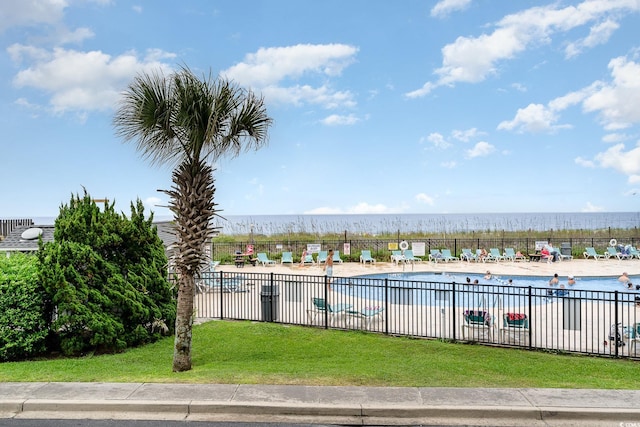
[528,253,541,262]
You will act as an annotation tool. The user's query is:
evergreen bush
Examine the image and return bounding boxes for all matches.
[38,192,175,356]
[0,253,50,361]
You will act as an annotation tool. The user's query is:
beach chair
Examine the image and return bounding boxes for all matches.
[281,252,293,265]
[461,310,495,341]
[605,246,632,260]
[557,250,573,261]
[460,248,477,262]
[629,246,640,259]
[332,250,343,263]
[624,322,640,356]
[403,249,423,263]
[390,250,405,264]
[360,250,376,264]
[440,249,458,262]
[303,253,315,265]
[484,248,505,262]
[256,252,276,266]
[583,247,605,260]
[316,250,328,264]
[500,313,529,345]
[429,249,443,262]
[504,248,527,262]
[345,306,385,330]
[306,297,352,326]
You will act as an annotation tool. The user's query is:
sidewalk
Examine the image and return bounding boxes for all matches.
[1,382,640,426]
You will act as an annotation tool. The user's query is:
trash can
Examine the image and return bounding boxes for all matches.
[260,284,280,321]
[560,242,572,256]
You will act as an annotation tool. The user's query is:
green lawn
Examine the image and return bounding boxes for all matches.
[1,320,637,388]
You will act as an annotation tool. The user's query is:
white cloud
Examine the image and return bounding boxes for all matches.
[320,114,360,126]
[305,202,403,214]
[0,0,66,32]
[628,177,640,185]
[497,103,568,133]
[602,133,630,143]
[582,56,640,130]
[408,1,640,97]
[144,196,162,209]
[575,156,595,168]
[425,132,451,149]
[565,19,619,58]
[594,142,640,175]
[501,53,640,135]
[415,193,435,205]
[511,83,527,92]
[430,0,472,18]
[465,141,495,158]
[222,44,358,109]
[452,127,483,142]
[581,202,604,212]
[11,47,174,114]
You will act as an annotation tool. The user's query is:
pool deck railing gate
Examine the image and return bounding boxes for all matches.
[191,271,640,359]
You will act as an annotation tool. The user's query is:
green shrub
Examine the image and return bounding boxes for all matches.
[38,192,175,356]
[0,253,50,361]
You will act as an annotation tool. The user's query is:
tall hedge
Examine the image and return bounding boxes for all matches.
[38,193,176,355]
[0,253,50,361]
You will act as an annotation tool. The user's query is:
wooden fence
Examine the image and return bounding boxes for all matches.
[0,219,33,238]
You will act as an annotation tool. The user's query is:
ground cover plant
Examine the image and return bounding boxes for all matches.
[1,320,637,389]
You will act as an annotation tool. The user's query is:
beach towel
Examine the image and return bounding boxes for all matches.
[507,313,525,321]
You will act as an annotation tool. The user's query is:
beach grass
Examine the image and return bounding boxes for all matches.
[1,320,637,388]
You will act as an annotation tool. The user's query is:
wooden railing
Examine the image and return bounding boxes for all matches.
[0,219,33,238]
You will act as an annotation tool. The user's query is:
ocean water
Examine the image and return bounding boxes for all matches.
[28,212,640,236]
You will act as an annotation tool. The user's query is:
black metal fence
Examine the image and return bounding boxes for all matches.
[212,237,640,263]
[192,270,640,359]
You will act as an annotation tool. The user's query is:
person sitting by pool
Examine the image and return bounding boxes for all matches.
[549,273,559,286]
[479,247,488,261]
[540,246,552,262]
[567,276,576,286]
[618,272,631,283]
[484,271,492,280]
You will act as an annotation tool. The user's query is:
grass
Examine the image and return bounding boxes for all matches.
[2,320,638,388]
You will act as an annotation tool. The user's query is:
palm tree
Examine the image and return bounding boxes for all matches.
[114,67,272,371]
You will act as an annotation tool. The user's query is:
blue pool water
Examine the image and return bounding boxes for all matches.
[332,272,640,307]
[352,272,639,292]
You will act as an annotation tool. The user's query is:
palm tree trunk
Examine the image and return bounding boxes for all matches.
[166,159,217,372]
[173,271,195,371]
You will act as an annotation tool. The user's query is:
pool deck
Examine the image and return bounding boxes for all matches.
[216,257,640,281]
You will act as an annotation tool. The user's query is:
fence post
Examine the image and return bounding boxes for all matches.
[528,286,532,348]
[324,275,329,329]
[614,291,619,357]
[451,282,456,341]
[218,271,224,320]
[384,278,389,335]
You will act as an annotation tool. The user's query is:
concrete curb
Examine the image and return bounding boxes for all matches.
[7,399,640,425]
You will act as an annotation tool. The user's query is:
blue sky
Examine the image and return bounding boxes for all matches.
[2,0,640,219]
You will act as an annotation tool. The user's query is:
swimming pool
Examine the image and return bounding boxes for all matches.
[354,272,640,292]
[331,272,640,307]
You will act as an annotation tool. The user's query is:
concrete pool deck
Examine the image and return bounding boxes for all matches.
[215,256,640,281]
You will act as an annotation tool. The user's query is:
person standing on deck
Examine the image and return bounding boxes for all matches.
[324,248,334,291]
